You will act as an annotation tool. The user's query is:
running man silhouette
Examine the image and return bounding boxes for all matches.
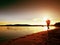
[46,19,50,29]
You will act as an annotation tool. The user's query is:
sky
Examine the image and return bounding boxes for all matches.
[0,0,60,25]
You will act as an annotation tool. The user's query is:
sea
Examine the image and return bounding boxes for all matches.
[0,26,55,42]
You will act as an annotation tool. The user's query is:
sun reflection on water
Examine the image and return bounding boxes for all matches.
[0,26,55,40]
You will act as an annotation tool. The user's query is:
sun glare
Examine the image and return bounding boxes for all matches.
[43,17,48,21]
[32,16,51,25]
[32,10,53,25]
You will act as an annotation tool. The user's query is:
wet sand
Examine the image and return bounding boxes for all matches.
[0,28,60,45]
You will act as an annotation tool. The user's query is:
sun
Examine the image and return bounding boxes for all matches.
[32,10,53,25]
[32,16,51,25]
[32,18,46,25]
[43,17,48,21]
[43,16,51,25]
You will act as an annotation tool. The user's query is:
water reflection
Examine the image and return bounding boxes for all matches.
[0,26,55,41]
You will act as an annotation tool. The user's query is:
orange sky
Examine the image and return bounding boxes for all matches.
[0,0,60,25]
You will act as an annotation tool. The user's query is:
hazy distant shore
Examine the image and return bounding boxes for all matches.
[0,24,54,26]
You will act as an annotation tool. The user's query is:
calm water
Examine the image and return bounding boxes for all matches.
[0,26,55,41]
